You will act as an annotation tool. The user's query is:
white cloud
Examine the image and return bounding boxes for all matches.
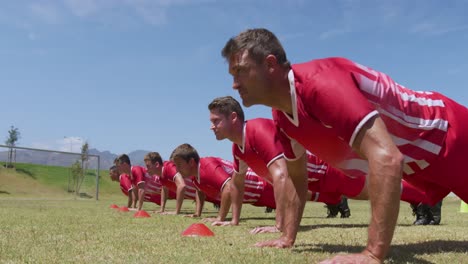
[64,0,99,17]
[319,28,350,40]
[29,137,84,152]
[28,2,62,24]
[409,22,468,36]
[61,136,86,153]
[131,4,168,26]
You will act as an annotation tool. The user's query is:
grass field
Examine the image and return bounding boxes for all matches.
[0,164,467,263]
[0,163,119,199]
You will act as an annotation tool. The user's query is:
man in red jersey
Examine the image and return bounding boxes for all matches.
[170,143,281,222]
[109,165,165,210]
[115,154,147,211]
[207,96,434,235]
[221,28,467,263]
[143,151,220,215]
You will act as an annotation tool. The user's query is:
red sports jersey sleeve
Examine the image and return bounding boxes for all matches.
[161,161,179,182]
[233,118,285,179]
[294,58,377,147]
[131,166,146,186]
[119,174,133,196]
[161,161,198,200]
[194,157,232,199]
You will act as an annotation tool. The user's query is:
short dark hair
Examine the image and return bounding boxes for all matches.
[144,152,163,164]
[222,28,290,68]
[170,143,200,164]
[208,96,245,122]
[116,154,131,165]
[109,165,118,171]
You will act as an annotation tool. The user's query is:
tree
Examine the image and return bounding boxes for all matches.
[4,126,20,168]
[70,160,83,194]
[75,141,90,196]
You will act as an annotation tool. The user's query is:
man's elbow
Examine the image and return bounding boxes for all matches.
[376,149,404,181]
[271,168,289,183]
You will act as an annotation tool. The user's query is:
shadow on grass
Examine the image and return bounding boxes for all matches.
[298,223,413,232]
[15,168,36,179]
[0,190,11,195]
[293,240,468,264]
[79,192,93,199]
[298,223,369,232]
[240,216,319,221]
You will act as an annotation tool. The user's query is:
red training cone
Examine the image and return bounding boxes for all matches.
[118,206,130,212]
[110,204,119,209]
[181,223,215,237]
[134,210,151,218]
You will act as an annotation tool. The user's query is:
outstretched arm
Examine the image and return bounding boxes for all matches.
[227,171,245,225]
[137,182,145,211]
[215,180,233,221]
[355,117,403,261]
[128,189,135,208]
[208,170,245,226]
[159,186,169,213]
[256,154,308,248]
[193,189,206,217]
[322,116,403,264]
[173,173,187,214]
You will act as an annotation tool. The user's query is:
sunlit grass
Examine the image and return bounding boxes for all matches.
[0,196,466,263]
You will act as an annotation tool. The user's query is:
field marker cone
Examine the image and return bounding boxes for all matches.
[118,206,130,212]
[181,223,215,237]
[460,200,468,213]
[134,210,151,218]
[110,204,119,209]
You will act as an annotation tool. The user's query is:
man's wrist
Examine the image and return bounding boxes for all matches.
[362,248,384,263]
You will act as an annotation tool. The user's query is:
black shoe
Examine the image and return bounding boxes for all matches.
[265,207,275,213]
[338,197,351,218]
[325,203,340,218]
[213,203,220,211]
[411,203,432,225]
[429,200,443,225]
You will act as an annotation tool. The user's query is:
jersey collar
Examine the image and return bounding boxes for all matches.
[236,122,247,154]
[282,69,299,127]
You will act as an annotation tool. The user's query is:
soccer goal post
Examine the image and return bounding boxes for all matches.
[0,144,100,200]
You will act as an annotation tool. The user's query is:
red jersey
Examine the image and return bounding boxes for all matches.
[143,169,163,195]
[144,168,177,200]
[130,165,146,186]
[160,161,201,201]
[232,118,360,189]
[119,174,133,196]
[119,173,162,205]
[232,118,284,183]
[193,157,267,205]
[273,57,449,178]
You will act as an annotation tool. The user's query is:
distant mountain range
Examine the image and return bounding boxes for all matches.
[0,148,150,170]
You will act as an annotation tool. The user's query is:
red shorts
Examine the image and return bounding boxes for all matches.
[253,181,276,209]
[403,96,468,205]
[146,194,162,206]
[308,166,366,198]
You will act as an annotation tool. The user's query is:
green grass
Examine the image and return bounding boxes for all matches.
[0,197,466,263]
[0,163,467,263]
[0,162,120,199]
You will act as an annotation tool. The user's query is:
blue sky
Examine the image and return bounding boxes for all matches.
[1,0,468,161]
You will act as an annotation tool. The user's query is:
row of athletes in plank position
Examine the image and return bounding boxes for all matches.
[112,28,468,263]
[109,96,442,238]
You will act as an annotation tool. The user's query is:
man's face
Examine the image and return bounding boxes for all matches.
[109,170,120,182]
[209,109,232,141]
[173,157,192,177]
[144,159,157,174]
[228,50,269,107]
[116,161,129,173]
